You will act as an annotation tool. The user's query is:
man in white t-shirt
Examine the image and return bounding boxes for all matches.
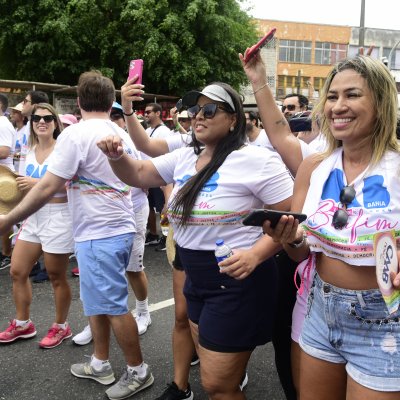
[0,93,16,270]
[0,71,153,400]
[143,103,171,247]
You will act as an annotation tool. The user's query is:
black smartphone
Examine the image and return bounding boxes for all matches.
[288,116,312,133]
[242,209,307,228]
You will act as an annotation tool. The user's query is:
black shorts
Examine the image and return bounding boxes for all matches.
[147,187,164,213]
[177,245,278,353]
[172,243,184,271]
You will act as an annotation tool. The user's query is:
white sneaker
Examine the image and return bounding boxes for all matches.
[72,324,92,345]
[135,313,151,335]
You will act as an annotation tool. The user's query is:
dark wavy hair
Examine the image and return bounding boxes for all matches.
[170,82,246,227]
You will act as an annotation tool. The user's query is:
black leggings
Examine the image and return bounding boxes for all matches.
[272,250,299,400]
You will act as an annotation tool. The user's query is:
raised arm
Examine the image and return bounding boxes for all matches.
[97,135,167,189]
[239,51,304,176]
[121,77,170,157]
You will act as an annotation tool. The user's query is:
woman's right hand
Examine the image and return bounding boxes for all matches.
[239,50,267,86]
[121,76,145,111]
[97,135,124,160]
[263,214,303,246]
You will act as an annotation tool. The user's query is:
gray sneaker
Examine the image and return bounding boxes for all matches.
[106,364,154,399]
[70,359,115,385]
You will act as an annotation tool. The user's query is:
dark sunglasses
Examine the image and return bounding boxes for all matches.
[187,103,231,119]
[332,185,356,229]
[32,114,56,123]
[281,104,296,112]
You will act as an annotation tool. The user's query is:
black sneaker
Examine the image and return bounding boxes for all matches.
[155,236,166,252]
[190,353,199,366]
[145,233,160,246]
[0,255,11,270]
[33,269,49,283]
[155,381,193,400]
[29,261,41,277]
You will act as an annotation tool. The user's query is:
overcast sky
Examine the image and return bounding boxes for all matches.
[240,0,399,31]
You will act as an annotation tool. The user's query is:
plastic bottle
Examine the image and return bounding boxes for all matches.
[160,214,169,236]
[215,239,233,270]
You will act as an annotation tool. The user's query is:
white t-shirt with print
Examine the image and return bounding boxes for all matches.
[152,145,294,250]
[141,124,172,160]
[47,119,135,242]
[166,134,192,152]
[18,124,31,175]
[0,115,16,170]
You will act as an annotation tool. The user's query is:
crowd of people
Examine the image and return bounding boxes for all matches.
[0,43,399,400]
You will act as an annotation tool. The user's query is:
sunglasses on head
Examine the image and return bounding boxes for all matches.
[281,104,296,112]
[187,103,231,119]
[332,185,356,229]
[32,114,56,123]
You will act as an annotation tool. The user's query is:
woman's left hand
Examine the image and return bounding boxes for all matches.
[218,249,259,280]
[391,271,400,289]
[15,176,38,191]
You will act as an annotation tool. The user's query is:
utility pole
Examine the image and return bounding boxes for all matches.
[359,0,366,49]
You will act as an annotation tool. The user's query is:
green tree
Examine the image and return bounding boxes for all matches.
[0,0,257,95]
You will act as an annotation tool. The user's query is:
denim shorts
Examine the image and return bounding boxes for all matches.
[299,272,400,391]
[75,233,134,316]
[177,246,278,353]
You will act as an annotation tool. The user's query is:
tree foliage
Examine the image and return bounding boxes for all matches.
[0,0,257,95]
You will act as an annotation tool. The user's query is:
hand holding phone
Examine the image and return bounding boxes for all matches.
[242,209,307,228]
[128,59,144,84]
[244,28,276,63]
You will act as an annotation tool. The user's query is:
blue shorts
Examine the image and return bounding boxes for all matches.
[299,272,400,392]
[75,233,134,316]
[177,246,278,353]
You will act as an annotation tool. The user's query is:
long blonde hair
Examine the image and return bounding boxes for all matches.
[313,55,399,165]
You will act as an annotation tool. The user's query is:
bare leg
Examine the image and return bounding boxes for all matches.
[108,312,143,366]
[299,349,346,400]
[89,315,111,361]
[172,268,194,391]
[147,208,157,236]
[291,341,301,399]
[126,271,148,301]
[10,240,42,321]
[43,252,71,324]
[2,231,13,256]
[347,375,400,400]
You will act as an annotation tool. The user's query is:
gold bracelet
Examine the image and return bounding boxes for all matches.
[252,83,268,95]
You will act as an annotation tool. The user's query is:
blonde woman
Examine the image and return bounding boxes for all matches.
[0,103,74,348]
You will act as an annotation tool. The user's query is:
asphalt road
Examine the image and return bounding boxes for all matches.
[0,243,286,400]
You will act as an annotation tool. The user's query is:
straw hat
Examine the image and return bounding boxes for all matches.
[166,227,176,267]
[0,165,25,215]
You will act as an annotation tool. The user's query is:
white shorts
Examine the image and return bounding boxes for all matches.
[126,202,149,272]
[17,202,74,254]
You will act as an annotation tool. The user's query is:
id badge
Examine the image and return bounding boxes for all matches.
[374,230,400,314]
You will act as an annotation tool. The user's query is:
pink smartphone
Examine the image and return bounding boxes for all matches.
[244,28,276,63]
[128,59,144,84]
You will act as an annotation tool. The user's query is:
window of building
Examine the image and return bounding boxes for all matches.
[279,40,312,63]
[315,42,347,65]
[277,75,312,99]
[348,45,379,59]
[383,47,400,70]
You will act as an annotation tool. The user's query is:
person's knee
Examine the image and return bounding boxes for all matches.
[10,263,29,281]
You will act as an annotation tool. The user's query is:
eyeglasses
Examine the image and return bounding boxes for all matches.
[281,104,297,113]
[144,110,153,115]
[31,114,56,123]
[187,103,231,119]
[332,185,356,229]
[23,98,32,104]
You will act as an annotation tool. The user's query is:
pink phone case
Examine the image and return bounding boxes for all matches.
[128,59,144,84]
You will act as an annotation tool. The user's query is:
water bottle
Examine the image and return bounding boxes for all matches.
[160,214,169,236]
[215,239,233,270]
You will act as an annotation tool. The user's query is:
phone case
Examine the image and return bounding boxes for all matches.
[288,117,312,133]
[244,28,276,63]
[242,209,307,228]
[128,59,144,84]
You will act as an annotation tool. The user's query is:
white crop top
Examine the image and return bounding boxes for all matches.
[25,147,67,198]
[303,148,400,266]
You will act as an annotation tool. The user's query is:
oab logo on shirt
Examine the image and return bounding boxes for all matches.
[176,172,220,193]
[26,164,47,178]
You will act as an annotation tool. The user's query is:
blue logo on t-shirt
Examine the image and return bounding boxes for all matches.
[26,164,47,178]
[321,169,389,209]
[176,172,220,193]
